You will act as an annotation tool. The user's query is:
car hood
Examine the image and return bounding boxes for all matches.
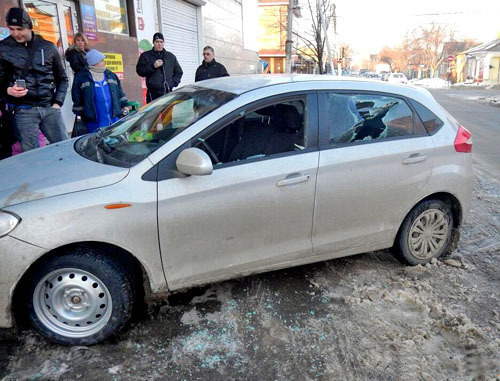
[0,139,129,208]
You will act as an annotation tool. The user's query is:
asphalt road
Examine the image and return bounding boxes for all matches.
[429,87,500,180]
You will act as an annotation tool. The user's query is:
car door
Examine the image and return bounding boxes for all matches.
[312,91,435,256]
[157,93,319,288]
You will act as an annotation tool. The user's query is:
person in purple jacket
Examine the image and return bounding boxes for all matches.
[71,49,129,133]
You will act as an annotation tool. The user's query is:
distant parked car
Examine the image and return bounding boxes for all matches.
[365,73,381,80]
[0,75,473,345]
[388,73,408,84]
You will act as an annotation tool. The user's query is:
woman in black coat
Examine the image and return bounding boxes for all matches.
[65,32,90,73]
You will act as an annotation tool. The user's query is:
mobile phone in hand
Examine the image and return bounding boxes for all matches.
[15,79,26,89]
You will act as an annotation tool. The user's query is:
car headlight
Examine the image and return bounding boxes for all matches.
[0,211,21,238]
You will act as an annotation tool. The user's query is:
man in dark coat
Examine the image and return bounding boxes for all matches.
[136,32,183,103]
[195,46,229,82]
[0,7,69,152]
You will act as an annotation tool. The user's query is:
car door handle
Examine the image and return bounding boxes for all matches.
[276,174,310,187]
[402,154,428,165]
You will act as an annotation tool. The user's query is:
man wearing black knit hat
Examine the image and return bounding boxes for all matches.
[136,32,183,102]
[0,7,69,153]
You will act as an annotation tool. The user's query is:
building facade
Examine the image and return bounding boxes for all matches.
[459,39,500,85]
[157,0,259,84]
[1,0,259,127]
[257,0,287,73]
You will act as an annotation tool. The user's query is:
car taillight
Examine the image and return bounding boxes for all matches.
[454,125,472,153]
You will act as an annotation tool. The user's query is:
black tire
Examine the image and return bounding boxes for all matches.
[397,199,454,265]
[22,247,134,345]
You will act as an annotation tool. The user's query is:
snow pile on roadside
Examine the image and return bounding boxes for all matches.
[453,82,486,88]
[486,84,500,90]
[487,97,500,107]
[476,95,500,107]
[410,78,449,88]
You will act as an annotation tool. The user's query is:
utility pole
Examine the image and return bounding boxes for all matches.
[285,0,301,73]
[318,0,335,75]
[333,4,342,76]
[285,0,294,73]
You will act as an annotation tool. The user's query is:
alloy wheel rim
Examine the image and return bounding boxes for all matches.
[33,268,112,338]
[408,209,449,260]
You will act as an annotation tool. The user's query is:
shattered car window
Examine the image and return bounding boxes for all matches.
[75,86,237,168]
[325,93,426,145]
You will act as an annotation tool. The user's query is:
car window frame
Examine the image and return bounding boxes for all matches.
[317,90,429,150]
[192,92,318,170]
[147,91,319,181]
[407,98,445,136]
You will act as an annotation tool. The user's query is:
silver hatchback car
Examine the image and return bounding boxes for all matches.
[0,76,473,345]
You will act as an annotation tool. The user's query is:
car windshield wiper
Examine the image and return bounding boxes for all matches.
[92,129,114,164]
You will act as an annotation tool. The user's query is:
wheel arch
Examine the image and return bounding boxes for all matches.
[394,191,463,247]
[415,192,462,229]
[12,241,153,327]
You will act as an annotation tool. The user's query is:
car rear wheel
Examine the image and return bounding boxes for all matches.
[397,199,454,265]
[23,248,134,345]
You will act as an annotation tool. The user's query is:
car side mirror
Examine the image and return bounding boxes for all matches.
[176,147,213,176]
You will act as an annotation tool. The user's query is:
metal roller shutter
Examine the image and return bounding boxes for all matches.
[160,0,200,85]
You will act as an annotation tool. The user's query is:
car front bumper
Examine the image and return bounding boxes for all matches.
[0,236,47,328]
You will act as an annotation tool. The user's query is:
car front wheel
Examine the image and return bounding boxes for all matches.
[23,248,134,345]
[397,199,454,265]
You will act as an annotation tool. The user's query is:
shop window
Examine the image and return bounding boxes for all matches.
[95,0,129,36]
[25,2,62,49]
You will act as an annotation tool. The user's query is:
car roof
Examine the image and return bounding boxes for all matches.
[191,74,432,102]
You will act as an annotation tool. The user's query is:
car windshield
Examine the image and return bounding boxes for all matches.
[75,85,237,168]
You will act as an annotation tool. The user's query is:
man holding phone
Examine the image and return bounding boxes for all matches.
[0,7,68,152]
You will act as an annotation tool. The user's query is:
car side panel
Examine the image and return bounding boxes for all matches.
[4,175,166,293]
[0,236,47,328]
[412,122,473,223]
[312,136,435,256]
[157,152,319,287]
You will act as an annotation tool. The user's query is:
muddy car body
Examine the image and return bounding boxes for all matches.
[0,75,473,345]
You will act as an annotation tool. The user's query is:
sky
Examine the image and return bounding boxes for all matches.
[326,0,500,59]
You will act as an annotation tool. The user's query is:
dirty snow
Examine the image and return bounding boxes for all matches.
[476,95,500,107]
[0,168,499,380]
[410,78,449,88]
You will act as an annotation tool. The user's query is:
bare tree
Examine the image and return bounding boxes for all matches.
[377,22,463,77]
[407,22,455,77]
[338,44,354,69]
[379,54,393,72]
[293,0,336,74]
[378,44,412,73]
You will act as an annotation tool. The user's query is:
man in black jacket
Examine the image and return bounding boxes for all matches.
[0,8,69,152]
[195,46,229,82]
[136,32,183,102]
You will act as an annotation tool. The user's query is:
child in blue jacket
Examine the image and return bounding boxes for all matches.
[71,49,128,133]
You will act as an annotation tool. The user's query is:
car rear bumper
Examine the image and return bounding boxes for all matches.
[0,236,47,328]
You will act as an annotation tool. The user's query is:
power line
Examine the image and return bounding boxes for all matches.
[413,11,481,16]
